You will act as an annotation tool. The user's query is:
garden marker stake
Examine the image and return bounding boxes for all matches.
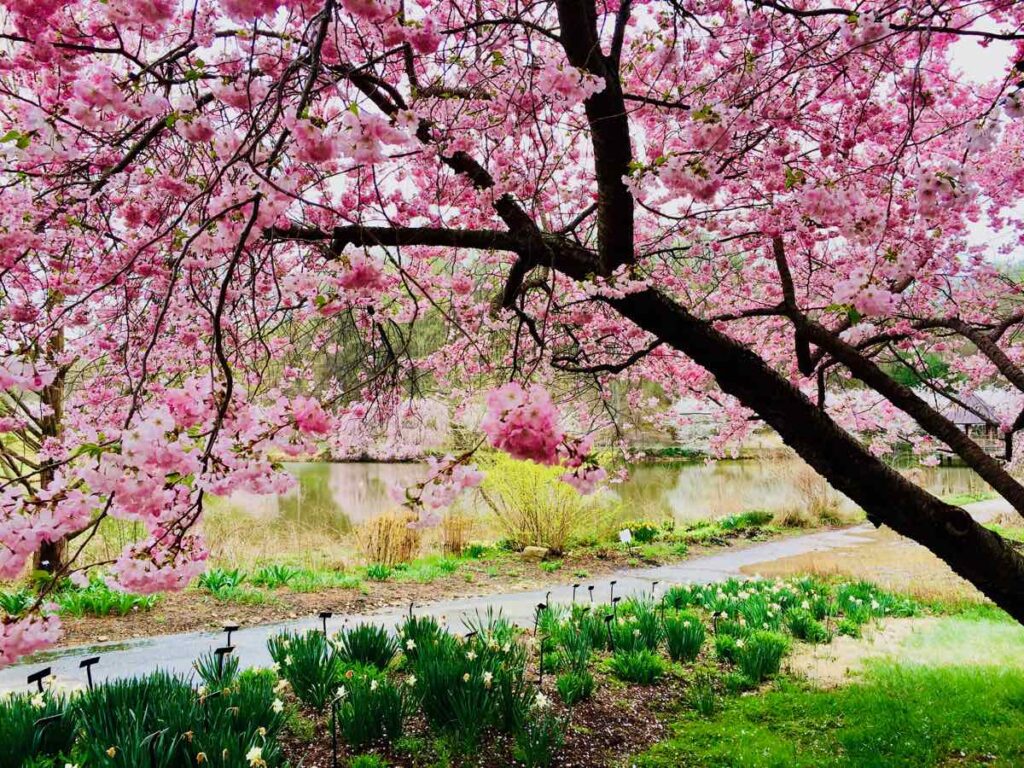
[330,693,342,768]
[534,603,547,637]
[604,614,615,650]
[79,656,100,690]
[214,645,234,677]
[588,585,595,604]
[27,667,50,693]
[572,583,580,603]
[612,596,622,619]
[712,611,723,634]
[223,623,239,646]
[319,610,333,635]
[610,580,617,603]
[652,581,660,600]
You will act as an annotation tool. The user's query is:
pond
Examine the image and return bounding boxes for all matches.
[212,458,990,532]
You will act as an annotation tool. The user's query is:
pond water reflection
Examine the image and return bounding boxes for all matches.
[214,459,991,531]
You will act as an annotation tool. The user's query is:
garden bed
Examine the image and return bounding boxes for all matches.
[11,575,921,768]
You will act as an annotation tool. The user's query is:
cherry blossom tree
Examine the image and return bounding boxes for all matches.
[3,0,1024,663]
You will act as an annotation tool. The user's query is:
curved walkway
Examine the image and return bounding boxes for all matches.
[1,499,1007,692]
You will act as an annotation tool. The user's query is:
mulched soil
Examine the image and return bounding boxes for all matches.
[55,530,783,648]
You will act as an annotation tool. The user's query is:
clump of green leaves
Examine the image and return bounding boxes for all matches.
[268,629,342,710]
[609,649,665,684]
[336,671,405,747]
[736,631,789,683]
[664,612,705,662]
[335,623,399,670]
[556,670,594,706]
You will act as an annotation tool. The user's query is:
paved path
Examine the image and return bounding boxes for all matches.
[1,498,1008,692]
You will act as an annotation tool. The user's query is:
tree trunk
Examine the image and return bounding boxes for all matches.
[32,318,65,575]
[611,289,1024,623]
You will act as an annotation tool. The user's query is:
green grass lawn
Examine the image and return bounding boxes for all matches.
[633,663,1024,767]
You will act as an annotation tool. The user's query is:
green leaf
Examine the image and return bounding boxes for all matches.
[692,104,720,124]
[784,166,806,190]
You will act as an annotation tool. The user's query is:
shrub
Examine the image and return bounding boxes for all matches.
[788,462,844,522]
[441,512,474,556]
[621,520,661,543]
[413,634,493,747]
[357,512,421,566]
[194,648,240,689]
[714,634,739,664]
[397,614,445,661]
[556,670,594,705]
[0,587,34,617]
[70,668,285,768]
[664,612,705,662]
[463,543,489,559]
[478,452,614,554]
[662,584,698,611]
[197,566,247,593]
[251,564,299,588]
[718,510,774,531]
[609,649,665,684]
[557,625,592,673]
[515,710,564,768]
[366,563,393,581]
[736,631,789,682]
[785,609,831,643]
[491,654,536,733]
[836,580,919,620]
[738,595,782,632]
[621,599,663,650]
[837,617,862,637]
[56,579,158,617]
[0,690,73,768]
[335,623,399,670]
[337,672,405,747]
[577,610,611,652]
[268,630,342,710]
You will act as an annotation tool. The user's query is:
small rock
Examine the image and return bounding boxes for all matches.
[521,546,550,562]
[97,635,109,642]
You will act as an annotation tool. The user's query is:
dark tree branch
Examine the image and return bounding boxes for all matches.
[552,340,663,373]
[555,0,635,272]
